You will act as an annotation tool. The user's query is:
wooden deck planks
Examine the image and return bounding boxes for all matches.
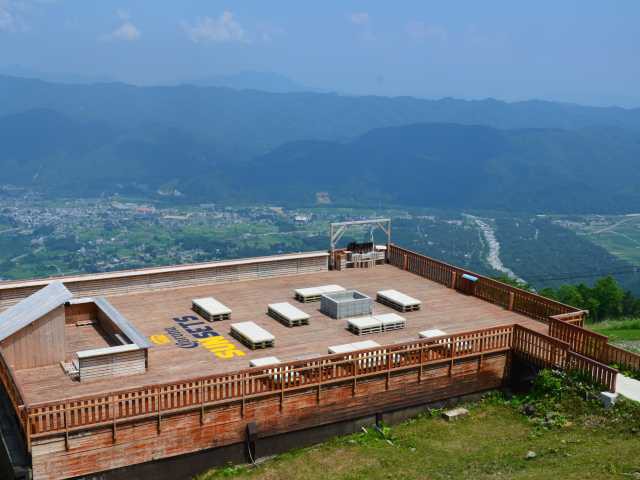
[14,265,545,405]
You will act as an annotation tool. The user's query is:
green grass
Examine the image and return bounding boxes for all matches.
[589,318,640,342]
[196,398,640,480]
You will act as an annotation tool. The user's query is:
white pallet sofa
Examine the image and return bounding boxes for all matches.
[230,321,275,349]
[268,302,310,327]
[192,297,232,321]
[294,284,345,303]
[419,329,447,339]
[347,313,407,336]
[376,289,421,312]
[249,356,281,367]
[328,340,382,368]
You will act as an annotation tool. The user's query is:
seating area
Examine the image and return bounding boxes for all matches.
[249,356,281,368]
[294,284,345,303]
[192,297,232,321]
[328,340,380,354]
[230,321,275,350]
[419,329,447,339]
[376,289,421,312]
[268,302,310,327]
[347,312,406,335]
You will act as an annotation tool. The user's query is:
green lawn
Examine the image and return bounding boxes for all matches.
[197,397,640,480]
[589,318,640,353]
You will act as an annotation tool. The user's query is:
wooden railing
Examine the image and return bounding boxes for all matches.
[0,349,27,433]
[8,321,621,452]
[603,344,640,373]
[550,311,587,327]
[566,351,618,392]
[388,244,577,322]
[387,244,639,378]
[24,325,515,440]
[548,317,609,360]
[512,325,569,369]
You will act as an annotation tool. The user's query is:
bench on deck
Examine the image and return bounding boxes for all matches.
[347,313,407,336]
[294,284,345,303]
[192,297,232,321]
[328,340,382,368]
[376,289,421,312]
[230,322,275,350]
[268,302,310,327]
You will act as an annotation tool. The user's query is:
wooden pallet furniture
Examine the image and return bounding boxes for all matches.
[268,302,310,327]
[376,289,421,312]
[419,329,447,339]
[192,297,232,321]
[249,356,281,368]
[230,321,275,350]
[294,284,345,303]
[328,340,380,354]
[347,313,407,335]
[377,312,407,331]
[347,316,383,335]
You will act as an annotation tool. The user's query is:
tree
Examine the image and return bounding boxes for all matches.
[592,276,624,320]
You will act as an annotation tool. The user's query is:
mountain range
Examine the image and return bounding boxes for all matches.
[1,75,640,212]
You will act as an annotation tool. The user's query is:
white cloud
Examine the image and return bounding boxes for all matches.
[349,12,369,26]
[101,10,140,42]
[0,0,27,32]
[181,11,248,44]
[406,21,447,42]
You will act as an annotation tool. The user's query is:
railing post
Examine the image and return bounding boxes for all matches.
[316,364,322,404]
[199,381,205,425]
[64,404,69,451]
[450,271,457,289]
[352,358,357,396]
[156,389,161,434]
[386,351,391,390]
[403,254,408,271]
[508,292,515,311]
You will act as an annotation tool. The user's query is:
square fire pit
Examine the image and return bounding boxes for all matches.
[320,290,373,319]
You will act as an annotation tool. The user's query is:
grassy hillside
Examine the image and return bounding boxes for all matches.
[196,372,640,480]
[589,318,640,353]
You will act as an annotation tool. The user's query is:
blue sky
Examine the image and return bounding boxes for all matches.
[1,1,638,106]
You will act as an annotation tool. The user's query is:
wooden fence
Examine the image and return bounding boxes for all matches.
[388,244,640,377]
[0,349,27,432]
[566,351,619,391]
[25,325,515,440]
[18,321,622,450]
[388,244,577,322]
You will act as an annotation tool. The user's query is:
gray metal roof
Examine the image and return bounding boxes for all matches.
[94,297,152,349]
[0,281,73,342]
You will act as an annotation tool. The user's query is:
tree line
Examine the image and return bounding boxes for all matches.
[494,275,640,322]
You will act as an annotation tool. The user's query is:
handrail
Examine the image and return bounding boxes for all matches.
[388,244,579,321]
[0,349,27,432]
[24,325,515,438]
[566,351,618,392]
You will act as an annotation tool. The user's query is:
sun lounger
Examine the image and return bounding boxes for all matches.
[230,321,275,349]
[192,297,232,321]
[294,284,345,303]
[376,289,421,312]
[268,302,310,327]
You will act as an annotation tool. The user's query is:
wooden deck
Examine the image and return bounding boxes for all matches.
[14,264,544,405]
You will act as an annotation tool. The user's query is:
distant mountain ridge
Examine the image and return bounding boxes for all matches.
[2,76,640,212]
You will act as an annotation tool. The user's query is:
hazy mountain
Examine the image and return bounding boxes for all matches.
[241,123,640,212]
[0,66,115,85]
[2,76,640,166]
[2,107,640,212]
[183,71,315,93]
